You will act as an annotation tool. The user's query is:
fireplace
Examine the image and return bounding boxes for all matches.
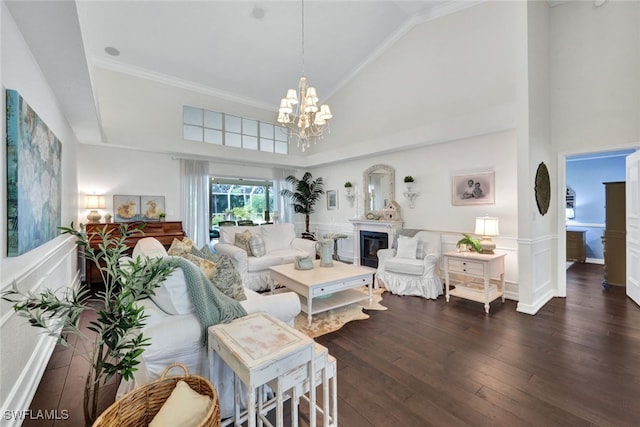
[360,231,388,268]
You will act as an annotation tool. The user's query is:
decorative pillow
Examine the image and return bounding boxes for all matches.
[396,236,418,259]
[249,234,266,257]
[234,230,253,255]
[210,255,246,301]
[196,244,219,262]
[184,253,217,281]
[150,262,194,315]
[132,237,168,260]
[167,237,194,257]
[149,380,211,427]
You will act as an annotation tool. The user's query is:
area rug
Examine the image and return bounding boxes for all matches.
[293,286,387,338]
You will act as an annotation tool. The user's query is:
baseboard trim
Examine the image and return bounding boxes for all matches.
[1,333,58,427]
[516,289,555,315]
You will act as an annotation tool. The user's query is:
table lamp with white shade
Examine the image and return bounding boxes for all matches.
[85,194,106,223]
[475,216,499,254]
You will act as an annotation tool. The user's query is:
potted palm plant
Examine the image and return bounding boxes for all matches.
[280,172,325,234]
[2,223,176,425]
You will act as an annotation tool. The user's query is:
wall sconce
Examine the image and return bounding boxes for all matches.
[344,186,355,207]
[403,189,420,208]
[475,216,499,254]
[84,194,106,223]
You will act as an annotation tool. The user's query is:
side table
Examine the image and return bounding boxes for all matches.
[208,313,316,427]
[444,251,506,314]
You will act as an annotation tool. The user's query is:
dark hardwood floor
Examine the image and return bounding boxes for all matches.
[25,263,640,426]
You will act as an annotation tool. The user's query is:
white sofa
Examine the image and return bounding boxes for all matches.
[214,223,316,291]
[116,237,302,418]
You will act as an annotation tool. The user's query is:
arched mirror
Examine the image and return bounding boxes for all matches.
[363,164,395,212]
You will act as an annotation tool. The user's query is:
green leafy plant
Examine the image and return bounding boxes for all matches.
[280,172,325,233]
[1,223,177,425]
[158,212,166,218]
[456,233,482,253]
[344,181,353,188]
[404,176,414,183]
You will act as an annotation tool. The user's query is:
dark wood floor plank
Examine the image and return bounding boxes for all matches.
[27,262,640,426]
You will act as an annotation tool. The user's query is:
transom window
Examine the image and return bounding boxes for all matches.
[183,106,288,154]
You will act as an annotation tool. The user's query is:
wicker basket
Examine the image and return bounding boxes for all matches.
[93,363,220,427]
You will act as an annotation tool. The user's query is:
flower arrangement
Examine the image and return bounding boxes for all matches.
[403,176,415,183]
[344,181,353,188]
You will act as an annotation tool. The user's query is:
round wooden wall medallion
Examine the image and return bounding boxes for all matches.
[535,162,550,216]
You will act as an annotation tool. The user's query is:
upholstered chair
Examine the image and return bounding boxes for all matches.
[376,230,443,299]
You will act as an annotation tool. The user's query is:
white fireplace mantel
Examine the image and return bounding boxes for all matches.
[349,219,403,266]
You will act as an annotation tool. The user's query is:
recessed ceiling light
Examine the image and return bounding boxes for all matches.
[104,46,120,56]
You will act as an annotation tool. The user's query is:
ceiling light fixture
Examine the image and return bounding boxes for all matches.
[276,0,332,152]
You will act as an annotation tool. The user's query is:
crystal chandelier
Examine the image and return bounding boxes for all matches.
[277,0,332,152]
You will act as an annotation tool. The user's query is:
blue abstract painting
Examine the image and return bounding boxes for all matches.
[6,89,62,256]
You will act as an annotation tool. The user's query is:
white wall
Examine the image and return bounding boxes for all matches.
[306,0,518,165]
[77,144,181,222]
[307,130,520,299]
[0,3,80,423]
[91,67,307,167]
[550,0,640,152]
[77,143,296,235]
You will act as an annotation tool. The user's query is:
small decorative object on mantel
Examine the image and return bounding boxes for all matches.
[383,201,401,220]
[403,175,415,191]
[158,212,166,222]
[344,181,355,207]
[103,213,112,223]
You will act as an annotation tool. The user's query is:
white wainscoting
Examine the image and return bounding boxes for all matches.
[516,235,556,315]
[0,236,80,427]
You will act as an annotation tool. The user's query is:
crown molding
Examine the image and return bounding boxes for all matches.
[91,56,276,112]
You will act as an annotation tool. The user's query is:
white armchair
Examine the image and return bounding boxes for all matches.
[376,230,442,299]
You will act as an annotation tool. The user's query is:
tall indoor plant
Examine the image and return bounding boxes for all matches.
[280,172,325,233]
[2,223,176,425]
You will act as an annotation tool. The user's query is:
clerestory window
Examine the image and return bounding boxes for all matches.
[183,106,288,154]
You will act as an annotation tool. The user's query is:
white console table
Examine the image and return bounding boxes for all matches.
[444,251,506,314]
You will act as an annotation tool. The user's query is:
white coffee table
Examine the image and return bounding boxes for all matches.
[269,260,374,326]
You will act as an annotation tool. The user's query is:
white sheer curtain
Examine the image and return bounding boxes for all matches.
[273,168,297,225]
[180,159,210,248]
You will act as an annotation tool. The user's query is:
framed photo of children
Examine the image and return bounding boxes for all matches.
[327,189,338,210]
[452,172,495,206]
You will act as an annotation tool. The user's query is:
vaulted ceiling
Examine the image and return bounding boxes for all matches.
[5,0,479,144]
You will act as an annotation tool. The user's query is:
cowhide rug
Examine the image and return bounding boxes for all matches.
[294,286,387,338]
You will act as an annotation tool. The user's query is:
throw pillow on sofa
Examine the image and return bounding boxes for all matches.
[396,235,418,259]
[184,253,217,281]
[168,237,194,257]
[234,230,254,255]
[210,255,246,301]
[249,234,266,257]
[191,245,219,262]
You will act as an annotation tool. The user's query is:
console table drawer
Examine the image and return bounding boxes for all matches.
[447,259,484,276]
[312,276,369,297]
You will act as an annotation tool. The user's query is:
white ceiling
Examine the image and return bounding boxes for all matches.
[6,0,481,143]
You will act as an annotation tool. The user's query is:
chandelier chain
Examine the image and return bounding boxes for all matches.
[301,0,305,75]
[276,0,332,152]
